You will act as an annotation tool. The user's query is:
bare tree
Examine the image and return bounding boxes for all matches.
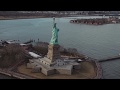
[0,44,26,68]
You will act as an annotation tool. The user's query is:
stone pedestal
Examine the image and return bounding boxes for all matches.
[47,44,61,62]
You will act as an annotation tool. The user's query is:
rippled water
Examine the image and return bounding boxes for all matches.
[101,59,120,79]
[0,16,120,79]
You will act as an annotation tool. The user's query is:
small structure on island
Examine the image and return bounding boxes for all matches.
[27,18,81,76]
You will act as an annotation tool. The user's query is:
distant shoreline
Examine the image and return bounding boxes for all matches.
[0,15,107,20]
[0,14,120,20]
[0,16,50,20]
[0,15,74,20]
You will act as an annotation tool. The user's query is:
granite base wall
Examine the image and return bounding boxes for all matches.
[41,67,55,76]
[55,68,72,75]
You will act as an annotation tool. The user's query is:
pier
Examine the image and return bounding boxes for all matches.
[98,55,120,62]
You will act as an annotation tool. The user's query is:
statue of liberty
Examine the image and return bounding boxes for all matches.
[50,18,59,44]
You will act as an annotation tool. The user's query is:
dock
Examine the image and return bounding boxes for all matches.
[98,55,120,62]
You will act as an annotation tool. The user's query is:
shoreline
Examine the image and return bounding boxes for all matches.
[0,15,74,20]
[0,16,49,20]
[0,14,120,20]
[0,15,108,20]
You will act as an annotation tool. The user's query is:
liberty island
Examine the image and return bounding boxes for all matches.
[1,11,120,79]
[0,16,102,79]
[27,18,81,75]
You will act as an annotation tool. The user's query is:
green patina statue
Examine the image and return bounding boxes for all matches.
[50,22,59,44]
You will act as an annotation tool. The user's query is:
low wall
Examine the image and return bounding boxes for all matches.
[93,60,102,79]
[85,58,102,79]
[41,67,55,76]
[55,68,72,75]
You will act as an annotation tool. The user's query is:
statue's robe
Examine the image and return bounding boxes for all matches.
[50,23,59,44]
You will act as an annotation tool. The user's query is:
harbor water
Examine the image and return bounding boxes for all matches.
[0,16,120,79]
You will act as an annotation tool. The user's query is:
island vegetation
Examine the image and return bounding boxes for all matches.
[32,41,86,59]
[0,44,26,68]
[0,41,86,68]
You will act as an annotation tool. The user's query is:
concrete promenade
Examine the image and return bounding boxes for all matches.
[0,68,36,79]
